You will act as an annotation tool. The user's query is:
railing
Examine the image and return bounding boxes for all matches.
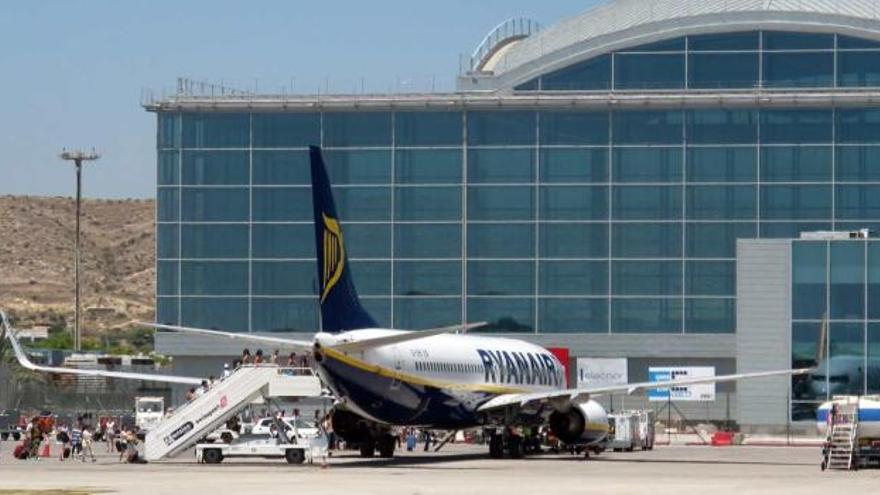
[469,17,542,73]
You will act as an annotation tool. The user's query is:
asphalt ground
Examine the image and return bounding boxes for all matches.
[0,440,877,495]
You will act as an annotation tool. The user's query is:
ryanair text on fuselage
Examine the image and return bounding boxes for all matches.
[477,349,563,387]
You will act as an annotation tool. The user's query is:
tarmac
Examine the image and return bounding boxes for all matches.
[1,439,878,495]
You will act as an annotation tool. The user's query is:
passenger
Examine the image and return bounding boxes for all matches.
[185,388,196,401]
[222,363,231,379]
[299,354,309,373]
[195,380,209,397]
[254,349,264,365]
[423,430,432,452]
[70,423,83,460]
[208,375,216,388]
[241,348,252,365]
[406,429,417,451]
[56,424,70,461]
[81,427,97,462]
[322,414,336,450]
[117,429,128,463]
[104,418,116,453]
[287,352,297,367]
[123,428,141,463]
[270,349,279,365]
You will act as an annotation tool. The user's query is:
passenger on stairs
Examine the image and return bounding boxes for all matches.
[241,349,252,365]
[222,363,231,379]
[255,349,264,365]
[270,349,280,364]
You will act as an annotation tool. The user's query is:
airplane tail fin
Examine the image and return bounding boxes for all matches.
[310,146,379,333]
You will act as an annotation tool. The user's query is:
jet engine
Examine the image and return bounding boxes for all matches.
[548,400,609,445]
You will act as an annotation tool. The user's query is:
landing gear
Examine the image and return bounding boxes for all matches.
[377,434,396,458]
[359,439,376,458]
[486,429,527,459]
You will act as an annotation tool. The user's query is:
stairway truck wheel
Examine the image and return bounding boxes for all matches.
[202,448,223,464]
[285,448,305,464]
[359,440,376,458]
[377,434,396,458]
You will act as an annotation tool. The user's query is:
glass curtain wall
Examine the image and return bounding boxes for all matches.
[791,240,880,421]
[516,31,880,91]
[157,107,880,335]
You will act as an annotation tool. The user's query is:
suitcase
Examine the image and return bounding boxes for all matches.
[14,443,28,459]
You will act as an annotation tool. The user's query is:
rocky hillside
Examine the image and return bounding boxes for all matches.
[0,196,155,333]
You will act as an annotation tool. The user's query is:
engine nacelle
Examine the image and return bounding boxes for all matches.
[548,400,608,445]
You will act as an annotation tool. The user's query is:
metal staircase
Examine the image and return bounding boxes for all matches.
[144,365,321,461]
[825,402,859,471]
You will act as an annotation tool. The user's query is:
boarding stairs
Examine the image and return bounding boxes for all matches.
[825,402,859,471]
[144,365,321,461]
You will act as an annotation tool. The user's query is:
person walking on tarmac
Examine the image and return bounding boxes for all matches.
[69,423,83,461]
[81,426,97,463]
[105,419,116,453]
[56,424,70,461]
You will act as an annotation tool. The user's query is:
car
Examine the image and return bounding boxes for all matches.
[250,417,319,440]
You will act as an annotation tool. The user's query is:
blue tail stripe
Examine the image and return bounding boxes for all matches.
[309,146,379,333]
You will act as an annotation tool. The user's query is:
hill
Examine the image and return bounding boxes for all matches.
[0,196,155,335]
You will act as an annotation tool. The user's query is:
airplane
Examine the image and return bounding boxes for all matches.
[2,146,814,460]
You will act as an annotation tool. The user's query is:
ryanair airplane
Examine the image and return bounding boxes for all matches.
[2,147,814,460]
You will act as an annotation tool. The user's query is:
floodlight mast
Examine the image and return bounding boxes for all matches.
[59,149,100,352]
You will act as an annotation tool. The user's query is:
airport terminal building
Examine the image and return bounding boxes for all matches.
[146,0,880,429]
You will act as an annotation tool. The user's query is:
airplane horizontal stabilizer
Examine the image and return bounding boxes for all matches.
[142,323,314,352]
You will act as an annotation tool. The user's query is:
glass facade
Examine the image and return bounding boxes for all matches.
[154,29,880,337]
[517,32,880,91]
[791,240,880,421]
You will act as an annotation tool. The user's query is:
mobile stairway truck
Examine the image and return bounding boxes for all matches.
[143,364,322,464]
[819,395,880,470]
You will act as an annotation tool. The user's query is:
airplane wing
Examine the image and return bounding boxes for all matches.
[477,367,812,412]
[1,314,203,386]
[144,323,315,352]
[332,322,486,352]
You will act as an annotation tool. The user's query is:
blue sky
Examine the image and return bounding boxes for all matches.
[0,0,602,199]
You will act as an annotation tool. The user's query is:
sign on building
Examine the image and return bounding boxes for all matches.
[648,366,716,402]
[576,358,628,388]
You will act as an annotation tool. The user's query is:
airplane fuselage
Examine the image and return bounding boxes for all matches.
[313,329,565,429]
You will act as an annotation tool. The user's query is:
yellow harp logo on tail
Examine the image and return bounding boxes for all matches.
[321,213,345,303]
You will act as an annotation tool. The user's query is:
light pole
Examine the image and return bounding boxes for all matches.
[60,149,100,352]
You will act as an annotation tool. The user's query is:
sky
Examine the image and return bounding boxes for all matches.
[0,0,603,199]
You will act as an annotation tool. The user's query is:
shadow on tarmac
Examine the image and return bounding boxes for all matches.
[523,453,813,467]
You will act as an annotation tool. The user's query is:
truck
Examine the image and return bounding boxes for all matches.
[0,410,24,441]
[196,436,314,465]
[135,397,165,436]
[605,410,655,452]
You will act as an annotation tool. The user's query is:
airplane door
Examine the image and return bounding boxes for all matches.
[390,346,403,391]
